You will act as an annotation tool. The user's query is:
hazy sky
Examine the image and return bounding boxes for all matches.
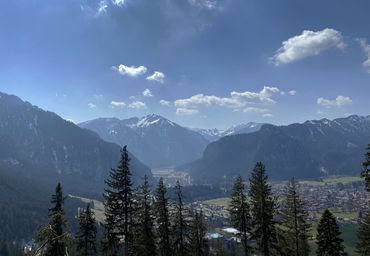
[1,0,370,129]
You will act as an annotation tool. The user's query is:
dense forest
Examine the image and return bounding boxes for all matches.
[1,145,370,255]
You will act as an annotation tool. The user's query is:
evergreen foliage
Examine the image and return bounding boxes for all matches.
[316,209,345,256]
[357,211,370,255]
[133,175,157,256]
[228,175,251,256]
[189,210,209,256]
[280,178,311,256]
[172,181,189,256]
[361,144,370,192]
[249,162,277,256]
[103,145,135,256]
[76,204,97,256]
[37,183,70,256]
[154,178,172,256]
[357,144,370,255]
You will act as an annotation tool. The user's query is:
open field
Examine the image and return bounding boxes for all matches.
[69,194,105,223]
[203,197,231,208]
[299,175,363,186]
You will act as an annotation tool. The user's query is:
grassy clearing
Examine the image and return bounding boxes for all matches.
[69,194,105,223]
[300,176,362,186]
[203,197,231,208]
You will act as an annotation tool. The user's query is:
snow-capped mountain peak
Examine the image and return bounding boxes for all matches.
[191,122,265,141]
[136,114,175,128]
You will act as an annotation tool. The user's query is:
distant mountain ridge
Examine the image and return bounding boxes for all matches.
[0,92,152,192]
[79,114,209,168]
[192,122,264,141]
[181,115,370,184]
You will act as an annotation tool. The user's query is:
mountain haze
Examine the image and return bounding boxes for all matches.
[79,114,209,167]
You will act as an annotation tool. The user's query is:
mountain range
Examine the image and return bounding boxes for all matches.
[0,92,152,194]
[79,115,210,168]
[79,117,264,167]
[192,122,264,141]
[181,115,370,184]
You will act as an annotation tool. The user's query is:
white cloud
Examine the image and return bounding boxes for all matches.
[128,101,147,109]
[142,89,154,97]
[112,0,126,6]
[176,108,199,116]
[159,100,171,106]
[110,101,126,108]
[271,28,345,66]
[262,113,273,118]
[97,0,108,16]
[88,103,97,109]
[317,95,352,107]
[188,0,218,10]
[358,38,370,73]
[174,86,281,111]
[66,119,75,124]
[112,64,147,77]
[146,71,165,83]
[288,90,297,96]
[242,107,269,114]
[280,90,297,96]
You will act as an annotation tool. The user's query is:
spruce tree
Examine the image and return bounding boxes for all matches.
[228,175,251,256]
[189,210,209,256]
[357,144,370,255]
[104,145,135,256]
[361,144,370,192]
[38,183,69,256]
[133,175,156,256]
[316,209,345,256]
[154,178,172,256]
[76,204,97,256]
[172,181,189,256]
[357,211,370,255]
[249,162,277,256]
[101,226,118,256]
[280,178,311,256]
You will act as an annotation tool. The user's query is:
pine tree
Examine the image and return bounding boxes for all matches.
[133,175,156,256]
[357,144,370,255]
[38,183,69,256]
[154,178,172,256]
[76,204,97,256]
[357,211,370,255]
[104,145,135,256]
[172,181,189,256]
[189,210,209,256]
[249,162,277,256]
[316,209,345,256]
[361,144,370,192]
[280,178,311,256]
[228,175,251,256]
[101,226,118,256]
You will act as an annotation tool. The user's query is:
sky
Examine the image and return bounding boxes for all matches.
[1,0,370,129]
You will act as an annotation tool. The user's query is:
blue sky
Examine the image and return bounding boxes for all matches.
[1,0,370,129]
